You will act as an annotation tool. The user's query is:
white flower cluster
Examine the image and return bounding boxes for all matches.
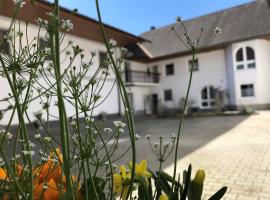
[214,26,222,35]
[22,150,35,156]
[61,19,74,32]
[0,129,12,140]
[104,128,113,133]
[13,0,26,8]
[113,121,126,128]
[35,18,48,26]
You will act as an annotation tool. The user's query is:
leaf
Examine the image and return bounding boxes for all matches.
[81,176,106,200]
[180,164,192,200]
[208,187,227,200]
[136,176,151,200]
[188,169,205,200]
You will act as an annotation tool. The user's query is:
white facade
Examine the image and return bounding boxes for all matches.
[126,38,270,114]
[0,15,120,125]
[1,9,270,125]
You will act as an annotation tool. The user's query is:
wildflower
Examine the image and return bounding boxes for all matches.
[44,137,51,143]
[44,47,51,55]
[70,120,76,126]
[135,133,141,140]
[145,134,151,139]
[129,160,151,180]
[194,169,205,184]
[109,38,117,48]
[176,16,182,22]
[29,141,36,148]
[214,26,222,35]
[171,133,176,141]
[35,134,41,139]
[35,18,43,25]
[113,121,126,128]
[5,132,12,139]
[61,19,74,31]
[46,12,54,17]
[104,128,113,133]
[42,183,49,190]
[13,0,26,8]
[35,148,63,184]
[34,179,59,200]
[0,167,7,180]
[159,194,169,200]
[22,150,35,156]
[113,165,130,199]
[119,128,124,133]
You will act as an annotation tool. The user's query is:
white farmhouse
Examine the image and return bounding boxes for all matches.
[0,0,144,124]
[125,0,270,115]
[0,0,270,125]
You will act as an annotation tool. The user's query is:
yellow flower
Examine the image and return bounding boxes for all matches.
[159,193,169,200]
[132,160,151,179]
[194,169,205,184]
[113,165,130,199]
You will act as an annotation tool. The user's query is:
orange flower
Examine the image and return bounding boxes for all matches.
[34,179,60,200]
[0,167,7,180]
[35,161,62,184]
[34,148,64,184]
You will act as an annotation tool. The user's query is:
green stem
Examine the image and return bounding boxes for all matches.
[94,1,137,199]
[52,1,74,199]
[171,50,195,196]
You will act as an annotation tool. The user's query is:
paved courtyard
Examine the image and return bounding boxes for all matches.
[3,111,270,199]
[116,111,270,200]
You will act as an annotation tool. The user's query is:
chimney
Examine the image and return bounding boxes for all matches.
[150,26,156,30]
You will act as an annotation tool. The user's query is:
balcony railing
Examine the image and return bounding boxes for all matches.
[124,70,160,84]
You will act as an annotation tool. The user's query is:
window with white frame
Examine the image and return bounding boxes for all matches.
[240,84,254,97]
[235,46,256,70]
[201,86,216,108]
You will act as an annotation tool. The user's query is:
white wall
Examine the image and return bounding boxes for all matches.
[225,45,237,106]
[149,49,228,109]
[231,39,270,107]
[0,15,120,125]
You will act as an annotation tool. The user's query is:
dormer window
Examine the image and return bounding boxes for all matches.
[235,47,256,70]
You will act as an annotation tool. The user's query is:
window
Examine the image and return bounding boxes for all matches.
[165,64,174,75]
[235,47,256,70]
[99,51,107,67]
[241,84,254,97]
[0,29,10,55]
[188,59,199,71]
[124,61,132,83]
[201,86,216,108]
[164,89,173,101]
[236,48,243,62]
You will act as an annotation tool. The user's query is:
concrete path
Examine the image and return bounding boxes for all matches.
[164,111,270,200]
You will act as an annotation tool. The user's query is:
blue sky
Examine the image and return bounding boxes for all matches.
[52,0,254,35]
